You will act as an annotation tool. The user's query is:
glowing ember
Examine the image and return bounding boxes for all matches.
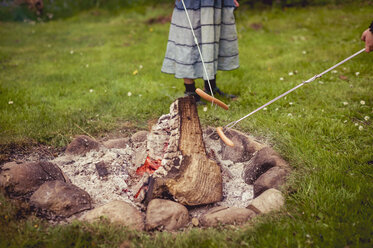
[134,185,148,199]
[136,156,162,176]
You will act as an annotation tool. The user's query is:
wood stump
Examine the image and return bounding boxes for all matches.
[146,96,222,206]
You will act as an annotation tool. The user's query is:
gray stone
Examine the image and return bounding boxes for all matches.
[0,161,67,198]
[131,130,149,143]
[221,129,266,163]
[248,188,284,214]
[65,135,100,155]
[243,147,288,184]
[81,200,144,231]
[30,180,92,218]
[254,166,289,197]
[145,199,189,231]
[200,206,256,227]
[103,138,130,149]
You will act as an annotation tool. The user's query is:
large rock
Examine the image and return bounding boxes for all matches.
[220,129,266,163]
[30,180,92,218]
[145,199,189,231]
[81,201,144,231]
[253,166,289,197]
[248,188,284,214]
[0,161,68,198]
[243,147,288,184]
[103,138,130,149]
[65,135,100,155]
[131,130,149,143]
[200,206,256,227]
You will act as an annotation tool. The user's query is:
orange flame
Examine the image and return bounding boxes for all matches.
[135,156,162,176]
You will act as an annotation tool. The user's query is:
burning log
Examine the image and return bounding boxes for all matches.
[144,96,223,206]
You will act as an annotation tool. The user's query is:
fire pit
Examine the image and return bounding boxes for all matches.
[0,96,290,231]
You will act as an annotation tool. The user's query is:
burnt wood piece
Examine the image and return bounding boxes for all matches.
[148,96,223,206]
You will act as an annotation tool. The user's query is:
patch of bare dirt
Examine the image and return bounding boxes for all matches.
[146,15,172,25]
[0,142,61,167]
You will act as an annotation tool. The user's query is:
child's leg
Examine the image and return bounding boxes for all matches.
[183,78,204,104]
[204,76,236,99]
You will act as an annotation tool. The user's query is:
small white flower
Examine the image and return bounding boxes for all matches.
[275,108,279,111]
[70,50,74,54]
[289,102,294,105]
[86,64,89,68]
[358,125,363,131]
[89,89,93,93]
[288,113,292,117]
[263,107,267,111]
[127,92,132,97]
[279,77,284,81]
[355,72,360,76]
[321,109,324,112]
[364,116,370,121]
[360,100,365,105]
[8,100,13,105]
[343,67,347,71]
[139,65,143,69]
[343,102,348,106]
[355,123,359,126]
[332,70,337,74]
[139,94,142,97]
[302,50,307,54]
[288,72,294,76]
[203,106,208,112]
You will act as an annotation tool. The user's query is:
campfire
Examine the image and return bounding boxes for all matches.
[0,96,289,230]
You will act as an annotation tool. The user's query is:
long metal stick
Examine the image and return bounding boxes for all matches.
[180,0,215,100]
[225,48,365,129]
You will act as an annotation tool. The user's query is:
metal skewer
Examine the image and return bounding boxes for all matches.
[215,48,365,146]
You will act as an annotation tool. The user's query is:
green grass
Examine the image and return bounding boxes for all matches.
[1,3,373,248]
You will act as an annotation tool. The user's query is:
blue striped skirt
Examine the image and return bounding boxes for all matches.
[161,0,239,80]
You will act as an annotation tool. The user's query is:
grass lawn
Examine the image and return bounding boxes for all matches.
[0,2,372,247]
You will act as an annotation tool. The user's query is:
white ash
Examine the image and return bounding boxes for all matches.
[148,101,183,178]
[218,161,253,208]
[51,123,254,211]
[203,134,254,209]
[53,147,136,207]
[146,114,171,161]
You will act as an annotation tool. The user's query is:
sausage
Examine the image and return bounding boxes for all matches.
[195,88,229,110]
[216,127,235,147]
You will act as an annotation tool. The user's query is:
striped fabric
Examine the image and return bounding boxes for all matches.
[161,0,239,80]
